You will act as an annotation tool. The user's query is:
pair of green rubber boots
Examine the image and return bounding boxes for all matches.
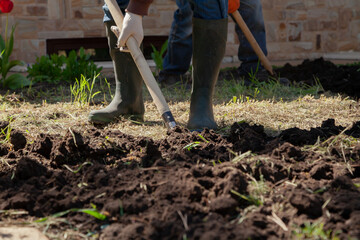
[88,18,228,131]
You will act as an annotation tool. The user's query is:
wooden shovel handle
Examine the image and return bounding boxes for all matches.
[231,11,274,76]
[104,0,176,129]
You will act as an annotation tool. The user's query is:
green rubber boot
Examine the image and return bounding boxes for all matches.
[187,18,228,131]
[88,20,144,124]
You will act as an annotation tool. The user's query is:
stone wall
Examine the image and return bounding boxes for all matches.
[1,0,359,63]
[262,0,360,62]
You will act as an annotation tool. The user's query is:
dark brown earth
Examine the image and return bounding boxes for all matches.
[0,118,359,239]
[0,58,360,239]
[220,58,360,99]
[277,58,360,98]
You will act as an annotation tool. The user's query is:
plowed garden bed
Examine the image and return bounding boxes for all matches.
[0,58,359,239]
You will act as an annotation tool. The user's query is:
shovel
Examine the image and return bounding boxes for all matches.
[104,0,176,129]
[230,11,274,76]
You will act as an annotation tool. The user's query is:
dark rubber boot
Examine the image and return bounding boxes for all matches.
[88,20,144,124]
[187,18,227,131]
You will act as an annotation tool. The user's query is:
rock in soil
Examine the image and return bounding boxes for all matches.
[0,227,48,240]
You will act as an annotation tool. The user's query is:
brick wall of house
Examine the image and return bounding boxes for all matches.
[1,0,359,64]
[262,0,360,62]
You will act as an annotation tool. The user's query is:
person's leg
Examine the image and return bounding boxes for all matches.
[186,0,227,130]
[235,0,290,85]
[158,0,193,86]
[236,0,267,76]
[88,19,144,124]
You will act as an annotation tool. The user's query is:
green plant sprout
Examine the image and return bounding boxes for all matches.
[0,118,12,144]
[183,134,209,151]
[183,141,201,151]
[150,40,168,76]
[119,199,124,217]
[198,134,209,143]
[228,96,239,105]
[101,77,114,102]
[35,203,107,222]
[0,124,11,144]
[70,74,101,106]
[247,61,261,83]
[230,189,262,206]
[291,221,341,240]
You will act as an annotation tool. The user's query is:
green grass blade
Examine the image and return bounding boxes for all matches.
[79,209,107,220]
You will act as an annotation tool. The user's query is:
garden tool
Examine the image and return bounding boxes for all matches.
[187,18,227,130]
[104,0,176,129]
[230,11,274,76]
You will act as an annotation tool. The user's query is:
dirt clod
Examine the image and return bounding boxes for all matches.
[10,130,27,151]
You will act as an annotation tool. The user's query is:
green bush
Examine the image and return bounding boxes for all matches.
[26,54,64,83]
[27,47,103,84]
[0,25,31,89]
[150,40,168,76]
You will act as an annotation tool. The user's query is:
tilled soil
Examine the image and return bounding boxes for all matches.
[220,58,360,98]
[0,118,359,239]
[277,58,360,98]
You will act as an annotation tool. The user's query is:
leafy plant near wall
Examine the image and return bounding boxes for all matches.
[26,54,64,83]
[150,40,168,75]
[27,47,103,84]
[62,48,102,82]
[0,0,31,90]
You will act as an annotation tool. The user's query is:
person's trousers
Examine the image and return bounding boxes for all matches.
[161,0,267,76]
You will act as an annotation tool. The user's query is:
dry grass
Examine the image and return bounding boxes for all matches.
[1,87,359,142]
[1,72,359,142]
[216,94,360,136]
